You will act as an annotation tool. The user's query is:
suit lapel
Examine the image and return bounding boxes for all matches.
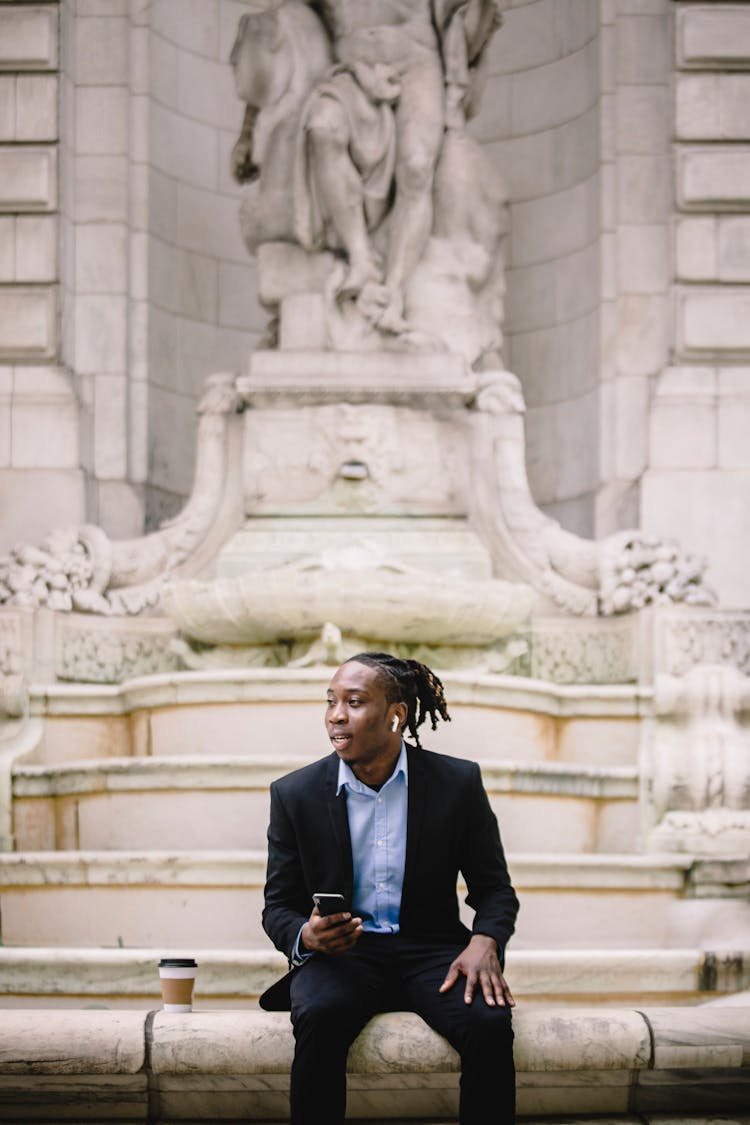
[403,743,428,898]
[324,752,354,893]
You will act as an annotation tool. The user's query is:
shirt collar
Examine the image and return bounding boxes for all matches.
[336,740,408,796]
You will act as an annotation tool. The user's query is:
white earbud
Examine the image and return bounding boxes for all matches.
[392,716,399,732]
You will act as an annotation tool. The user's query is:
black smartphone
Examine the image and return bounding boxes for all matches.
[313,892,348,916]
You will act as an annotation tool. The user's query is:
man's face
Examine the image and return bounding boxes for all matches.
[325,661,399,774]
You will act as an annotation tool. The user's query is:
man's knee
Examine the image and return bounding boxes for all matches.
[396,146,438,196]
[306,94,349,149]
[464,1001,514,1046]
[292,993,369,1037]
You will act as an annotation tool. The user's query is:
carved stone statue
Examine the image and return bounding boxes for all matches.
[645,664,750,856]
[230,0,508,360]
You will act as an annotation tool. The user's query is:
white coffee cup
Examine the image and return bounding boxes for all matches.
[158,957,197,1012]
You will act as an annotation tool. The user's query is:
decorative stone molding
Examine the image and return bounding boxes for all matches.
[0,714,41,851]
[0,610,22,678]
[470,373,716,619]
[598,531,714,615]
[170,623,531,678]
[0,362,720,677]
[55,616,179,685]
[530,616,637,685]
[0,608,28,757]
[0,608,40,851]
[239,393,467,516]
[0,673,26,722]
[162,564,533,648]
[654,608,750,677]
[0,372,244,619]
[645,663,750,856]
[0,524,113,613]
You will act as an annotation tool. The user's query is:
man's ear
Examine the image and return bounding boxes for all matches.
[392,704,407,732]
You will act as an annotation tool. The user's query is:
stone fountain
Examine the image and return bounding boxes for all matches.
[0,1,713,670]
[0,0,747,889]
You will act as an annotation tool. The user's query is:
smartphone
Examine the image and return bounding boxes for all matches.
[313,892,348,917]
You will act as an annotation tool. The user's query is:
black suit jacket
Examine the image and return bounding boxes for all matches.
[259,744,519,1010]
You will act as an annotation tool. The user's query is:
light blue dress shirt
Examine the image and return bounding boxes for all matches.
[336,741,408,932]
[292,743,408,962]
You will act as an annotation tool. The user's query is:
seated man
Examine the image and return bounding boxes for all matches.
[260,650,519,1124]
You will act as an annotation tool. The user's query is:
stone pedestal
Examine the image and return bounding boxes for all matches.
[160,352,536,669]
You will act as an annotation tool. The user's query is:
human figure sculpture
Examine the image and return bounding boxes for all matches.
[295,0,447,334]
[230,0,507,353]
[230,3,332,252]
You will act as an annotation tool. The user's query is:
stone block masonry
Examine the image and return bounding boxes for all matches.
[0,1006,748,1122]
[641,1,750,607]
[0,3,85,547]
[0,6,58,362]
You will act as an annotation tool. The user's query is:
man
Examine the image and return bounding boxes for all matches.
[260,651,519,1124]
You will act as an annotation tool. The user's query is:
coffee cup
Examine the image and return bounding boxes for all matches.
[158,957,197,1012]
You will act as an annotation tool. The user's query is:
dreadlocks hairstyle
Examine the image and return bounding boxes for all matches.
[345,652,451,749]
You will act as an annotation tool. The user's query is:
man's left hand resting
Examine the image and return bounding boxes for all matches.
[439,933,516,1008]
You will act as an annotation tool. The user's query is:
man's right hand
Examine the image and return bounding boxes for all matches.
[300,908,363,955]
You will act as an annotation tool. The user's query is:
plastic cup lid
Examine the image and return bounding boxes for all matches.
[159,958,198,967]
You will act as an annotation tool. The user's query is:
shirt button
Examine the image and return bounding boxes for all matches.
[376,797,382,803]
[376,840,383,847]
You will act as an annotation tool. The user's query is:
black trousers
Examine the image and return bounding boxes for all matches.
[288,932,515,1125]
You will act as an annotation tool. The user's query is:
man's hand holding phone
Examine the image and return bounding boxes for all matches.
[300,892,363,955]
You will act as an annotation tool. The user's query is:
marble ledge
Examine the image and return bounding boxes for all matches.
[0,849,695,891]
[4,946,746,1003]
[241,350,478,408]
[27,668,653,719]
[11,754,639,799]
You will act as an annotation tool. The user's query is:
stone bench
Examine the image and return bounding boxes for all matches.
[0,1006,748,1122]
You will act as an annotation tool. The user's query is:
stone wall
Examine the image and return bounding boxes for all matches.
[479,0,676,544]
[642,1,750,608]
[57,0,266,534]
[58,0,140,538]
[140,0,266,527]
[479,0,604,539]
[0,2,84,546]
[598,0,672,538]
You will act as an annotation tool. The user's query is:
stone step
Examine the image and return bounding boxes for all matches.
[32,670,644,769]
[11,755,639,853]
[1,945,748,1010]
[4,848,745,949]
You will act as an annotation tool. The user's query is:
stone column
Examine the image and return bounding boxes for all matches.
[596,0,672,537]
[58,0,146,538]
